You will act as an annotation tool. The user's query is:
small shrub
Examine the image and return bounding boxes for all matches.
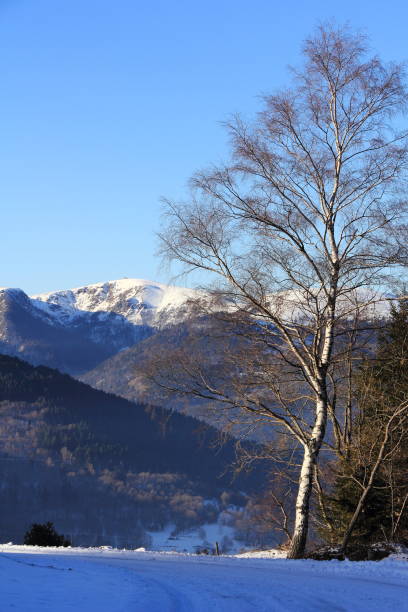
[24,522,71,547]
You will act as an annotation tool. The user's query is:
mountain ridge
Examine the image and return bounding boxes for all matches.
[0,279,196,374]
[0,277,392,380]
[31,278,198,327]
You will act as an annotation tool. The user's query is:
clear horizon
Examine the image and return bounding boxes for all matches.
[1,0,407,294]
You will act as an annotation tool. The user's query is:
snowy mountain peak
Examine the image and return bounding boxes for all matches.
[0,279,200,374]
[0,287,33,309]
[0,287,29,298]
[31,278,199,327]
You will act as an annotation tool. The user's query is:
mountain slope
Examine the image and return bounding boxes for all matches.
[0,279,196,375]
[80,321,192,405]
[0,287,128,374]
[0,354,264,547]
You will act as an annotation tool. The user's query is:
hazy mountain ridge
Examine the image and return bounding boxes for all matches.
[0,277,392,385]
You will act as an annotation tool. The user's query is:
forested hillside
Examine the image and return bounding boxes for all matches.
[0,355,266,548]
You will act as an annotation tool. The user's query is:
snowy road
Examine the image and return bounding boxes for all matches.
[1,546,408,611]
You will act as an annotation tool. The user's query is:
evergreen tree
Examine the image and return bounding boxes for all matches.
[24,522,71,547]
[321,302,408,548]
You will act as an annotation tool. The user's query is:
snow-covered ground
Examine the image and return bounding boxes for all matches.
[1,544,407,611]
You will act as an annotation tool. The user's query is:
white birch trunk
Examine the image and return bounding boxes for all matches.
[287,445,316,559]
[288,366,331,557]
[287,290,334,558]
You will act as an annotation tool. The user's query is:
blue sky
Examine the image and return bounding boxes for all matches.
[1,0,407,293]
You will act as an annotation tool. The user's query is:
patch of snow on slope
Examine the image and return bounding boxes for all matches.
[236,548,287,558]
[147,521,240,554]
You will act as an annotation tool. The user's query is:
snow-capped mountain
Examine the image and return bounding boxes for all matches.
[0,277,392,378]
[31,278,198,328]
[0,279,197,375]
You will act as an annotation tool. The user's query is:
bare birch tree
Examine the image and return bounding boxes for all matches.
[155,24,408,558]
